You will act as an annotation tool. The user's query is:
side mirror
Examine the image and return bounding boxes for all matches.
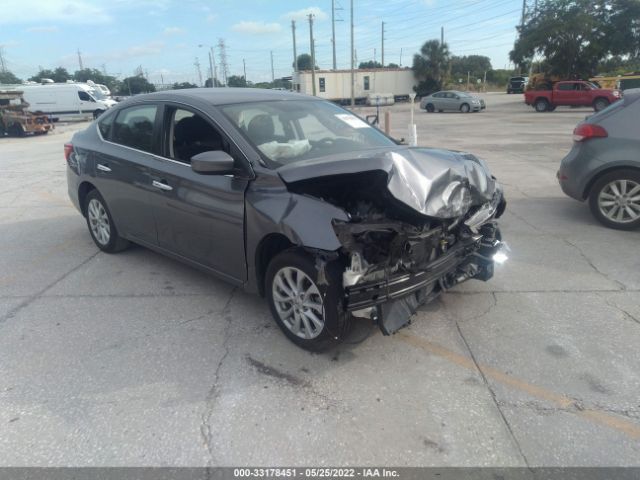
[191,150,235,175]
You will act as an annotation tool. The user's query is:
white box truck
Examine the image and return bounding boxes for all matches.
[12,83,114,121]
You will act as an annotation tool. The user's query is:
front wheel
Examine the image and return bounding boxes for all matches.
[265,250,350,351]
[593,98,609,112]
[588,170,640,230]
[8,123,25,137]
[460,103,470,113]
[85,190,130,252]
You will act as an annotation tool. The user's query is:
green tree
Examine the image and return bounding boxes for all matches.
[73,68,119,92]
[510,0,640,78]
[119,75,156,95]
[204,77,223,87]
[386,63,400,68]
[29,67,72,83]
[171,82,198,89]
[412,39,450,95]
[295,53,316,71]
[227,75,247,87]
[450,55,492,80]
[0,70,22,84]
[358,60,383,69]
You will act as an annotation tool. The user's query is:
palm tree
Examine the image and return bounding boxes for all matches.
[412,39,451,91]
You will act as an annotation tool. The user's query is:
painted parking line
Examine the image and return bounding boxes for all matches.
[396,331,640,439]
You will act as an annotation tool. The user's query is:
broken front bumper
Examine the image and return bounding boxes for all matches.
[343,225,506,335]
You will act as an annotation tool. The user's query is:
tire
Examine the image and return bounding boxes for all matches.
[460,103,470,113]
[535,98,549,112]
[507,89,512,94]
[588,170,640,230]
[265,249,350,351]
[425,103,435,113]
[8,123,25,137]
[84,189,130,252]
[593,98,609,112]
[547,105,557,112]
[93,110,105,120]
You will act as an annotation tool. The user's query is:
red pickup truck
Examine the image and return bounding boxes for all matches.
[524,81,621,112]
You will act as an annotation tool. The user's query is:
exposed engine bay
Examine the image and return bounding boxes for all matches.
[281,147,507,335]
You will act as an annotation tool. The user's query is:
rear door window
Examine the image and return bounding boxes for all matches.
[111,105,159,153]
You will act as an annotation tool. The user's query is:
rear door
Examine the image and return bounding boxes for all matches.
[145,103,251,283]
[91,103,161,245]
[554,83,577,105]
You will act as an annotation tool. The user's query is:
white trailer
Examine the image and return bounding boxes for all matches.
[293,68,417,104]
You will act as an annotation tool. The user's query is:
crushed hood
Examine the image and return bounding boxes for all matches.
[277,147,497,218]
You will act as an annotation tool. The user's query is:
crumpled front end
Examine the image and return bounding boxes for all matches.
[280,147,507,336]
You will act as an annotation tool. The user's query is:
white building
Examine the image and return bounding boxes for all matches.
[293,68,417,104]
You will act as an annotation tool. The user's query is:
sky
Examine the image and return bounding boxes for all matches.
[0,0,524,85]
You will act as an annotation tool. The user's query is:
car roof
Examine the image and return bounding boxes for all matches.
[132,88,318,106]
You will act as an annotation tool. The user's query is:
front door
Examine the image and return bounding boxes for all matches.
[146,105,250,283]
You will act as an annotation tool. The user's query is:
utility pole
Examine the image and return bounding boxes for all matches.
[441,26,444,45]
[207,51,214,87]
[521,0,526,27]
[101,63,107,75]
[218,39,229,86]
[194,57,203,86]
[309,13,316,96]
[77,49,84,70]
[0,47,6,73]
[399,47,403,67]
[381,21,385,67]
[350,0,354,106]
[210,47,217,86]
[270,50,275,82]
[243,58,247,84]
[331,0,338,70]
[291,20,298,91]
[374,48,376,64]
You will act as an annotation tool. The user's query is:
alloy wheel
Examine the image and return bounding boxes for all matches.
[87,198,111,245]
[598,179,640,224]
[272,267,325,339]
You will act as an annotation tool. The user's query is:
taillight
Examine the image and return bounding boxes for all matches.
[573,124,607,142]
[64,143,74,162]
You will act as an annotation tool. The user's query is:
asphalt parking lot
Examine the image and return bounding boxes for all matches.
[1,93,639,467]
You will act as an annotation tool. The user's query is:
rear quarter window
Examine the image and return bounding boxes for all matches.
[97,111,115,139]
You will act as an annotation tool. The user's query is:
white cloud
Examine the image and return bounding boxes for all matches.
[26,26,59,33]
[206,14,217,23]
[0,0,111,24]
[231,21,282,34]
[283,7,327,22]
[163,26,184,36]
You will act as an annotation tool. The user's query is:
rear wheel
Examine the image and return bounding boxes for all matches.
[589,170,640,230]
[593,98,609,112]
[535,98,549,112]
[85,190,130,252]
[265,249,350,351]
[460,103,470,113]
[425,103,435,113]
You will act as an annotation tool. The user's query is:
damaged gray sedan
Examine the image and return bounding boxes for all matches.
[66,88,507,351]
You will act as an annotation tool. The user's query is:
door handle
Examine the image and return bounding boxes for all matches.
[152,180,173,191]
[97,163,111,172]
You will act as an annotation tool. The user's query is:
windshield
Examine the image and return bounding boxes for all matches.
[220,100,396,167]
[90,88,105,100]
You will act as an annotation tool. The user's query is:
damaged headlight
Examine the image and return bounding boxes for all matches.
[436,181,471,218]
